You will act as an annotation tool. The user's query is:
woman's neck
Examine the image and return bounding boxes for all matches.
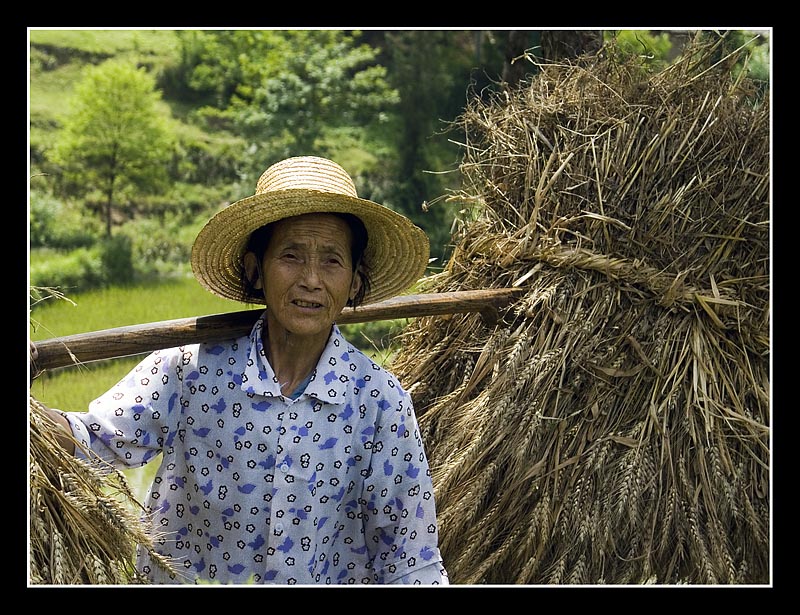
[263,318,330,397]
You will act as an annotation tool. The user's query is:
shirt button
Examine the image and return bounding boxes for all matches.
[274,522,284,534]
[280,463,289,473]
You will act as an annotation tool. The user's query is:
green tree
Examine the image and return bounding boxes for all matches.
[379,30,478,266]
[180,30,399,177]
[51,59,174,237]
[239,30,399,156]
[173,30,288,108]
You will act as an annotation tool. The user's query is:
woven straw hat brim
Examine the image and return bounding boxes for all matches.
[191,188,430,305]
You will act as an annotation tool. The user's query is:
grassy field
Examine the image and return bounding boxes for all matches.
[30,275,242,341]
[29,29,179,107]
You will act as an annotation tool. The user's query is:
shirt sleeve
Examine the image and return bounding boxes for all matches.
[60,346,187,469]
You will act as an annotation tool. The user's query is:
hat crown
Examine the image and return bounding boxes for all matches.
[256,156,359,199]
[192,155,429,306]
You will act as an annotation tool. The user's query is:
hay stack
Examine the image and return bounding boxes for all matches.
[29,397,176,584]
[391,33,770,584]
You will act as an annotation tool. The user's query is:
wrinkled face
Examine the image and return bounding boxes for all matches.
[254,213,361,340]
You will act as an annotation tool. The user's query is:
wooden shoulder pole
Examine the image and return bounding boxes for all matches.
[31,288,523,372]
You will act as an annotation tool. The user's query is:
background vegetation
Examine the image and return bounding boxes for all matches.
[30,29,769,289]
[29,27,769,406]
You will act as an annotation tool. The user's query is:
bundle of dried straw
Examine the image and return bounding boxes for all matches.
[391,33,770,584]
[29,397,176,584]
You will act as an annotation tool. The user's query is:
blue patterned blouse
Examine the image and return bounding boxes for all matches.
[60,312,448,585]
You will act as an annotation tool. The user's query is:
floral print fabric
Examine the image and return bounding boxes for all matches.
[60,313,448,585]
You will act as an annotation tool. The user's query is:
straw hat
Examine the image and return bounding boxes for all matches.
[191,156,430,305]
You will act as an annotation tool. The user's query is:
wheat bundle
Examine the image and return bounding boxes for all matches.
[29,396,177,584]
[391,33,770,584]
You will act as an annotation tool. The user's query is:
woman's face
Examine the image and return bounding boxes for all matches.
[254,213,361,341]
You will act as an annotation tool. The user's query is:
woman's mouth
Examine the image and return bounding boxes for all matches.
[293,299,323,309]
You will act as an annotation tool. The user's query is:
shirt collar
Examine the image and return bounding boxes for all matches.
[240,311,355,404]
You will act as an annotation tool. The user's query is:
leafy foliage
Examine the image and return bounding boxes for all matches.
[607,30,674,68]
[29,247,105,291]
[116,211,203,278]
[49,59,175,236]
[30,28,770,297]
[181,30,400,177]
[29,189,101,249]
[100,234,134,285]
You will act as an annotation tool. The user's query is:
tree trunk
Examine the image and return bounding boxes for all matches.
[502,30,534,87]
[540,30,603,62]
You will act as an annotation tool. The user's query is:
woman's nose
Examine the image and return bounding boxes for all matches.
[299,259,323,287]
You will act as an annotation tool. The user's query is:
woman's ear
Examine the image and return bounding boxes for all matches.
[349,267,363,302]
[243,252,263,289]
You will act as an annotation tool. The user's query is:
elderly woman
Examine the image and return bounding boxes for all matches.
[39,156,449,585]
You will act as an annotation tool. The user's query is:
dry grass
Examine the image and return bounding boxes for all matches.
[391,32,770,585]
[29,396,177,584]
